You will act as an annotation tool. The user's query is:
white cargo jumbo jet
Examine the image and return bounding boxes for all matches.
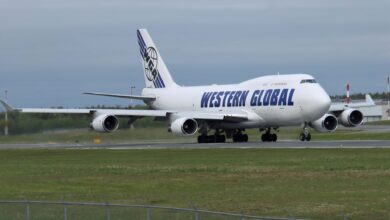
[0,29,373,143]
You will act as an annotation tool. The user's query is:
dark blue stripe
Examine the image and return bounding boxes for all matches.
[138,40,145,50]
[138,42,145,55]
[154,74,161,88]
[157,73,165,87]
[155,76,162,88]
[153,80,158,88]
[138,39,146,50]
[137,36,146,53]
[157,76,163,88]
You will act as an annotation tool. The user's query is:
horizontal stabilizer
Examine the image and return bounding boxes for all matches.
[83,92,156,101]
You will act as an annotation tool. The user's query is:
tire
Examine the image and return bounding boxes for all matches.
[306,133,311,141]
[233,135,238,143]
[299,133,306,141]
[243,134,248,142]
[197,135,204,143]
[272,134,277,142]
[261,134,266,142]
[208,135,217,143]
[216,135,226,143]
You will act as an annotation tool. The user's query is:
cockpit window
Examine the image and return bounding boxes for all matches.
[300,79,317,84]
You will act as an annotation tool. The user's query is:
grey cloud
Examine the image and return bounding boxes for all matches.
[0,0,389,107]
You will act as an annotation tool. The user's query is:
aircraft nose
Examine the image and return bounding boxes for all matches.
[315,92,331,114]
[298,85,332,121]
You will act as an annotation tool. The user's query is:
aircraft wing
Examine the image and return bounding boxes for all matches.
[329,94,375,112]
[83,92,156,101]
[0,100,248,121]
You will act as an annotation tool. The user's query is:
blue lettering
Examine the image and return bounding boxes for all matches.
[222,91,230,107]
[250,90,260,106]
[270,89,280,106]
[278,89,288,106]
[201,92,212,108]
[263,89,272,106]
[288,89,295,106]
[257,90,264,106]
[227,91,235,107]
[209,92,217,107]
[233,91,242,107]
[239,90,249,107]
[215,91,224,107]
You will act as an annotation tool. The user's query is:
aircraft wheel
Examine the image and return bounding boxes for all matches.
[233,133,247,142]
[197,135,206,143]
[216,135,226,143]
[243,134,248,142]
[305,133,311,141]
[233,134,240,142]
[261,134,267,142]
[271,134,277,142]
[208,135,217,143]
[299,133,306,142]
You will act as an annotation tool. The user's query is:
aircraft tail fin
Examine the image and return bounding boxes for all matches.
[137,29,178,89]
[365,94,375,105]
[0,100,14,112]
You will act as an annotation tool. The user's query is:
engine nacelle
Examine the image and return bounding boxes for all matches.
[91,114,119,133]
[310,114,338,132]
[338,109,363,127]
[170,118,198,135]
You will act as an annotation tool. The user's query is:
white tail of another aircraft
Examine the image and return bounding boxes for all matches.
[137,29,178,88]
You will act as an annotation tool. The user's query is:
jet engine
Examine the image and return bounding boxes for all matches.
[91,114,119,132]
[338,109,363,127]
[310,114,338,132]
[170,118,198,135]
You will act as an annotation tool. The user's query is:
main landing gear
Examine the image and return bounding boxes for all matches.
[197,134,226,143]
[299,123,311,141]
[197,129,248,143]
[197,130,226,143]
[261,128,277,142]
[232,130,248,143]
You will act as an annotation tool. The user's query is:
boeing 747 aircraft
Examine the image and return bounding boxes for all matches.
[0,29,374,143]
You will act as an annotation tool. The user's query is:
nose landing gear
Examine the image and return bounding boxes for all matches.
[299,123,311,141]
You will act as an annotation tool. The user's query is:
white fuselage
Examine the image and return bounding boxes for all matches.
[142,74,331,129]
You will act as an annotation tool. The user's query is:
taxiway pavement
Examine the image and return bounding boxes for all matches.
[0,140,390,149]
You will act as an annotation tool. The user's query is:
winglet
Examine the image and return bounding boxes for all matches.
[365,94,375,105]
[0,100,14,112]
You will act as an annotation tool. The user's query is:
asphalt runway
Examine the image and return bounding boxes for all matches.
[1,140,390,149]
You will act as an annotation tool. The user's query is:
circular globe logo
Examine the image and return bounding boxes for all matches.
[144,47,158,81]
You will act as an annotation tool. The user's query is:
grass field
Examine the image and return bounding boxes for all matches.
[0,148,389,219]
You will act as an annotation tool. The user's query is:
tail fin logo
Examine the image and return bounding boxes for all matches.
[143,47,158,81]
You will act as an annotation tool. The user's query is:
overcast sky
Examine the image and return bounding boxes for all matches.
[0,0,389,108]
